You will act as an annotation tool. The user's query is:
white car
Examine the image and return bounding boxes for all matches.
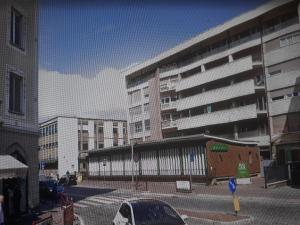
[112,198,188,225]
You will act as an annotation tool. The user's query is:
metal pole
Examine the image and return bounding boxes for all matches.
[104,164,106,182]
[131,143,134,190]
[189,160,192,192]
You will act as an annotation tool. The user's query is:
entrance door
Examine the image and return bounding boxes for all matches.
[291,149,300,185]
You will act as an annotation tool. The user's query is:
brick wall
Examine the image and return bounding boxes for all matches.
[206,140,260,178]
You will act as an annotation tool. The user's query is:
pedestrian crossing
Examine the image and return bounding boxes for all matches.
[74,194,130,209]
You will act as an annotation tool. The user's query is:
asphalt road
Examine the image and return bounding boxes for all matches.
[65,186,300,225]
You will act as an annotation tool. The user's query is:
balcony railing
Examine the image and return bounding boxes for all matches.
[161,120,177,129]
[177,79,256,111]
[263,17,299,35]
[160,31,262,76]
[160,80,178,92]
[176,56,253,91]
[238,130,264,139]
[161,101,177,110]
[177,104,258,130]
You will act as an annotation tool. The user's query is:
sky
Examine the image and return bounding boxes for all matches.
[38,0,268,122]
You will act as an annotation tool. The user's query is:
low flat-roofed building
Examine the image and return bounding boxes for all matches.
[88,134,260,181]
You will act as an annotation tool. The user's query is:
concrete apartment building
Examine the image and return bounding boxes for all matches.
[123,0,300,161]
[38,116,128,177]
[0,0,39,214]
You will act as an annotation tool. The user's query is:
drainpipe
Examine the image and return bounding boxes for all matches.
[259,18,274,160]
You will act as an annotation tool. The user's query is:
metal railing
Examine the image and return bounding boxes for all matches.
[263,17,299,35]
[161,120,177,128]
[264,164,288,188]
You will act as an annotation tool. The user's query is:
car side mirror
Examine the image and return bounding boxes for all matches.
[181,214,188,221]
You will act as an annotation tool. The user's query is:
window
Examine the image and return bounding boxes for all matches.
[145,119,150,131]
[269,69,281,76]
[143,87,149,98]
[144,103,149,112]
[206,105,212,113]
[119,204,132,224]
[135,121,143,133]
[82,143,88,150]
[46,127,49,136]
[113,122,118,126]
[54,124,57,133]
[9,72,23,114]
[98,143,104,149]
[161,97,170,105]
[10,7,24,49]
[98,127,103,134]
[80,120,88,125]
[272,96,284,101]
[280,33,300,47]
[129,105,142,117]
[128,90,141,104]
[113,127,118,134]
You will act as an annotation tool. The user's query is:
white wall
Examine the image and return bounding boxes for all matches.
[88,120,95,150]
[104,121,113,147]
[57,117,78,177]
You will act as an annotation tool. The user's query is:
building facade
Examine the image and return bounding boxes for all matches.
[0,0,39,213]
[123,0,300,161]
[88,134,260,181]
[38,116,128,177]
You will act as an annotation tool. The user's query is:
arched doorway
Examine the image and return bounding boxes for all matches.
[3,143,28,224]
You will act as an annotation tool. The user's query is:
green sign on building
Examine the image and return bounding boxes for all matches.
[237,162,249,178]
[210,143,229,152]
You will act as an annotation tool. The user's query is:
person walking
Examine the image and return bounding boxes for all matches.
[0,195,5,225]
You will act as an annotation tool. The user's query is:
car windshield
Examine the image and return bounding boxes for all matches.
[132,201,185,225]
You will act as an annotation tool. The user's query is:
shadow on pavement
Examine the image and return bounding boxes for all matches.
[64,186,116,202]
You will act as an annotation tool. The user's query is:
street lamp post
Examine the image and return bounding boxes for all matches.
[131,142,134,190]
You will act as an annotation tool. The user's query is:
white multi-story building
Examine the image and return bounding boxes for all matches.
[38,116,128,177]
[123,0,300,161]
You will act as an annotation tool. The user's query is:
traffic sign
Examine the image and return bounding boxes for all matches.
[228,178,236,193]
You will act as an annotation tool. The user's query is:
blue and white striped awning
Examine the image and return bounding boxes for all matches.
[0,155,28,179]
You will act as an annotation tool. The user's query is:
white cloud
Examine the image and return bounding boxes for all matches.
[38,67,127,122]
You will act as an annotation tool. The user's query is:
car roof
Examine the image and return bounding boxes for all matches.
[125,198,168,205]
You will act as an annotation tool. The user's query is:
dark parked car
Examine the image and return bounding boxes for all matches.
[39,179,64,200]
[58,174,77,186]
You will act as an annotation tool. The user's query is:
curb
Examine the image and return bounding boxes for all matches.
[188,215,254,225]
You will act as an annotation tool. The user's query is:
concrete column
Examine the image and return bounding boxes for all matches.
[229,54,234,63]
[201,64,205,72]
[234,124,238,139]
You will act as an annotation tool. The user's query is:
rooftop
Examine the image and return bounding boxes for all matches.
[122,0,293,78]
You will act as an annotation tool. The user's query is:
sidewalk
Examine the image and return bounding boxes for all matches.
[177,209,253,225]
[16,200,81,225]
[78,177,300,200]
